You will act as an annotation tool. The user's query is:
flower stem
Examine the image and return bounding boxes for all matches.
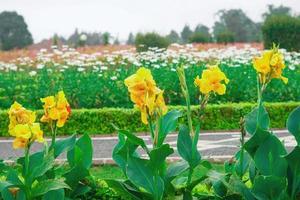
[24,144,32,200]
[50,121,57,149]
[177,67,194,137]
[147,115,156,146]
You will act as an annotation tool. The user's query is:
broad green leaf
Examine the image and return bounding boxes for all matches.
[252,175,287,200]
[0,181,13,191]
[166,161,189,180]
[43,189,65,200]
[208,171,229,198]
[149,144,174,173]
[54,134,76,158]
[105,179,141,200]
[126,157,164,200]
[67,133,93,168]
[254,134,287,177]
[6,169,22,186]
[245,105,270,135]
[71,184,91,198]
[30,150,55,181]
[234,150,251,177]
[118,129,149,152]
[244,127,271,157]
[157,110,182,147]
[1,188,14,200]
[64,164,90,189]
[229,178,256,200]
[112,133,139,173]
[31,179,70,197]
[284,146,300,199]
[177,125,201,168]
[287,106,300,145]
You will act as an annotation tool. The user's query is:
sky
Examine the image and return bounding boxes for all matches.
[1,0,300,43]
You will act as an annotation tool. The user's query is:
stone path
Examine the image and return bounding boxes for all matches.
[0,130,294,164]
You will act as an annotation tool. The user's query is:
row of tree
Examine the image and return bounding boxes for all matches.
[0,4,298,50]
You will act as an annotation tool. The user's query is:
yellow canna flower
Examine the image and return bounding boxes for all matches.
[8,102,44,149]
[125,67,168,124]
[41,91,71,128]
[8,102,36,136]
[31,123,45,143]
[253,46,288,84]
[194,65,229,95]
[14,124,31,139]
[13,137,28,149]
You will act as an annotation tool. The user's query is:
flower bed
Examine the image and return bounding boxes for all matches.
[1,45,300,199]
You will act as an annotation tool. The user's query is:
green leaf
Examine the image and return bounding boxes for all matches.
[177,125,201,168]
[126,157,164,200]
[30,150,55,180]
[43,189,65,200]
[0,181,13,191]
[6,169,22,186]
[252,175,287,200]
[31,179,70,197]
[254,134,287,177]
[112,133,139,173]
[54,134,76,158]
[149,144,174,173]
[284,146,300,199]
[229,178,256,200]
[71,184,91,198]
[234,150,251,177]
[67,133,93,168]
[287,106,300,145]
[166,161,189,180]
[244,127,271,157]
[64,164,90,189]
[118,129,148,152]
[105,179,141,200]
[245,105,270,135]
[157,110,182,146]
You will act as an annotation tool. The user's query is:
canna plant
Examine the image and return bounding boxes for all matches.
[209,45,300,200]
[0,91,93,200]
[175,65,229,199]
[107,67,184,200]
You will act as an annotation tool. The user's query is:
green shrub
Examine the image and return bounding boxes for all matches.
[189,32,211,43]
[215,31,235,44]
[262,15,300,51]
[0,102,297,137]
[135,32,170,52]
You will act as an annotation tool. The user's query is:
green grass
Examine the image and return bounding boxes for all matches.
[90,163,224,180]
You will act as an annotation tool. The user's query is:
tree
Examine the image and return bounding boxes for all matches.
[194,24,210,35]
[213,9,261,42]
[181,25,193,43]
[263,4,292,19]
[192,24,212,42]
[135,32,169,52]
[102,32,110,45]
[126,32,135,45]
[0,11,33,51]
[113,37,120,45]
[166,30,181,43]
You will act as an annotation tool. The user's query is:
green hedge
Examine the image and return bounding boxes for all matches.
[262,15,300,51]
[0,102,299,137]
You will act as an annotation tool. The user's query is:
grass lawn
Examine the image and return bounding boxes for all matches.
[90,163,224,180]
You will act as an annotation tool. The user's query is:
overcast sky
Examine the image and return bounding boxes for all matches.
[1,0,300,42]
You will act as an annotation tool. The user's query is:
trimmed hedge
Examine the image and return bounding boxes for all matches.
[262,15,300,51]
[0,102,299,137]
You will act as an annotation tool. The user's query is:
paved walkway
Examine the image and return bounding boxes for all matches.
[0,130,294,164]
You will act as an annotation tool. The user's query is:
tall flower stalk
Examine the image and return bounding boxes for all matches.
[40,91,71,148]
[124,67,167,148]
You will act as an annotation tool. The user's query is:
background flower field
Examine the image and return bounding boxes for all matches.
[0,44,300,110]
